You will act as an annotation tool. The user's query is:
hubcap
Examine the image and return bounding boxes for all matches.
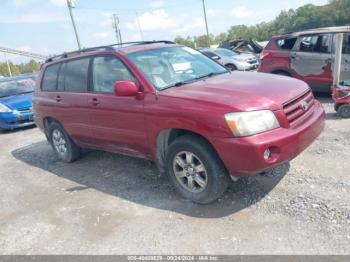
[172,151,208,193]
[52,129,67,156]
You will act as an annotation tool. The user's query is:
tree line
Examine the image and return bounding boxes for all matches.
[0,59,41,77]
[174,0,350,48]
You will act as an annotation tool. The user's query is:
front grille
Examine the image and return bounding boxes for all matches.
[248,59,257,64]
[283,90,314,126]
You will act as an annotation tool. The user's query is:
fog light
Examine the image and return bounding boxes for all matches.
[263,148,271,160]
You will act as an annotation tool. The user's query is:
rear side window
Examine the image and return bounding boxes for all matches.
[57,63,66,91]
[42,64,60,91]
[64,58,90,93]
[299,34,331,53]
[277,38,297,50]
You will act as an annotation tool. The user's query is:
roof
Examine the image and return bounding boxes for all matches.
[45,41,178,63]
[281,26,350,38]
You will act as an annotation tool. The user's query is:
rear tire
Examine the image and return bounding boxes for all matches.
[47,122,81,162]
[165,134,230,204]
[337,104,350,118]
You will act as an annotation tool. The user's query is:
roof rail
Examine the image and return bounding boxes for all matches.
[45,40,176,63]
[45,45,115,63]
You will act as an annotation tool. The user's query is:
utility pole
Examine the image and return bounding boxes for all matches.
[135,12,144,41]
[66,0,81,50]
[112,14,122,45]
[4,53,12,77]
[201,0,210,47]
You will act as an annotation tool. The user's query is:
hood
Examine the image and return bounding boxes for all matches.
[161,72,309,111]
[0,92,33,110]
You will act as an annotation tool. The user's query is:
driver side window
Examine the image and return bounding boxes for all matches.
[92,56,134,93]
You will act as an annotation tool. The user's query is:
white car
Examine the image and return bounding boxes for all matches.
[200,48,259,71]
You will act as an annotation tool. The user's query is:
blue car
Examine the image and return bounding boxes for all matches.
[0,74,36,130]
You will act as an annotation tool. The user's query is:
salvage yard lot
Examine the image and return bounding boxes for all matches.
[0,97,349,254]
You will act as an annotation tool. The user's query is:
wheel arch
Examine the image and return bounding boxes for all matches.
[43,117,64,141]
[271,69,292,76]
[155,128,220,174]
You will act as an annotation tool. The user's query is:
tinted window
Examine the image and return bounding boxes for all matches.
[65,58,90,92]
[92,56,134,93]
[42,64,60,91]
[57,63,66,91]
[299,34,331,53]
[277,38,297,50]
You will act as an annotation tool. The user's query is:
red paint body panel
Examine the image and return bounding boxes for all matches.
[259,36,333,92]
[34,43,325,177]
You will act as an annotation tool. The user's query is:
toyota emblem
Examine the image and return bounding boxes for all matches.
[301,100,309,111]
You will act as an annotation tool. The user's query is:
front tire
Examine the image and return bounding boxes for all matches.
[165,135,230,204]
[337,104,350,118]
[47,122,81,162]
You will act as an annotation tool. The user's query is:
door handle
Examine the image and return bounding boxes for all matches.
[90,98,100,105]
[55,95,62,102]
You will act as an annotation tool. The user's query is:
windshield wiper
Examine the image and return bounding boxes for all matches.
[196,71,229,80]
[161,71,228,91]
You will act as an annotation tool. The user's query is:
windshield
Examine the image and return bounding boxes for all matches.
[214,48,238,57]
[128,46,227,90]
[0,77,35,98]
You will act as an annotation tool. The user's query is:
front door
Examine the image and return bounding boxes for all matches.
[87,55,150,158]
[291,34,333,92]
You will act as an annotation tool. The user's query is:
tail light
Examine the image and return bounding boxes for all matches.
[260,51,272,60]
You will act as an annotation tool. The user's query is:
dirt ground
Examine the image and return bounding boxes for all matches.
[0,97,349,255]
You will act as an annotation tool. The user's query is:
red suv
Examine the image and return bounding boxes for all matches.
[33,41,325,204]
[259,26,350,93]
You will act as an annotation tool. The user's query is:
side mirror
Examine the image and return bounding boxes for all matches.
[212,55,221,61]
[113,81,138,96]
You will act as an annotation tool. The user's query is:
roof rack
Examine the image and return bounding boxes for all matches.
[45,40,176,63]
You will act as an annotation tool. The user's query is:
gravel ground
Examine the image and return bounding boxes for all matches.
[0,97,349,255]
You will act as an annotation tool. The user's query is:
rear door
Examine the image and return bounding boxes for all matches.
[54,58,94,144]
[291,34,333,92]
[87,55,149,158]
[340,33,350,82]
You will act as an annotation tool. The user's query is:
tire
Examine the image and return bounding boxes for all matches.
[337,104,350,118]
[165,134,230,204]
[334,103,341,112]
[226,64,237,71]
[47,122,81,162]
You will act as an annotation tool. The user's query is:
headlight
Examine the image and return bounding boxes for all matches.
[0,103,12,113]
[225,110,280,137]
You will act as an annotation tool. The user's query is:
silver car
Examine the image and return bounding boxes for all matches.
[200,48,259,71]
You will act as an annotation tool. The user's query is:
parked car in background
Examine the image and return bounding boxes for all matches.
[34,41,325,204]
[259,26,350,93]
[219,39,264,57]
[200,48,259,71]
[0,74,36,130]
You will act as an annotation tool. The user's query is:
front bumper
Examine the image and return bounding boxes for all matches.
[236,61,259,71]
[0,111,35,130]
[212,102,325,176]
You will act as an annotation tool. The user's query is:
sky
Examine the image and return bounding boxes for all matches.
[0,0,329,63]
